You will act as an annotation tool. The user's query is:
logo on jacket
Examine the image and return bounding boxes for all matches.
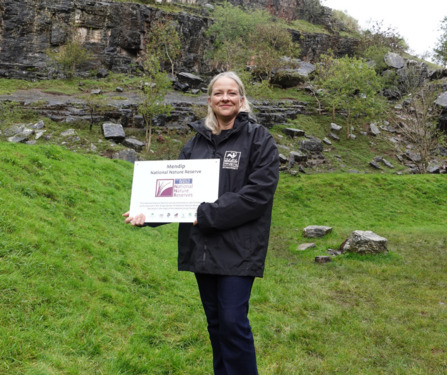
[223,151,241,170]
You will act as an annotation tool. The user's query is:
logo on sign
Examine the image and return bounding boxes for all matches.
[223,151,241,170]
[155,179,174,197]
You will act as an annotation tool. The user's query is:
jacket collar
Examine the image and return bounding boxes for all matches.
[188,112,250,141]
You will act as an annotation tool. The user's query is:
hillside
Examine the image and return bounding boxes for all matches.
[1,143,447,374]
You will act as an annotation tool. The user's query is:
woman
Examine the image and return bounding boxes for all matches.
[124,71,279,374]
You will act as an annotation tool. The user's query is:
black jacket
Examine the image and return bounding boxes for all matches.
[176,112,279,277]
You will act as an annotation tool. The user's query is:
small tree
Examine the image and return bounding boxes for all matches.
[434,17,447,68]
[46,28,91,78]
[247,23,300,83]
[386,89,445,173]
[84,94,109,131]
[314,55,385,139]
[147,20,182,75]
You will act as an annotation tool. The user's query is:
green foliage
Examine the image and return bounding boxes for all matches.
[332,9,360,32]
[434,16,447,68]
[147,20,182,75]
[1,143,447,373]
[205,2,271,49]
[356,21,408,72]
[299,0,325,25]
[0,101,39,129]
[314,54,385,138]
[83,94,110,131]
[46,38,92,78]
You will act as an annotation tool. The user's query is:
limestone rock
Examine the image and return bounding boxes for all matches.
[323,137,332,145]
[427,163,440,174]
[330,123,342,132]
[61,129,75,137]
[384,52,405,69]
[273,61,316,88]
[177,72,204,89]
[298,139,323,152]
[315,256,332,263]
[382,159,394,169]
[329,133,340,141]
[278,154,288,164]
[30,120,45,130]
[370,123,381,136]
[405,151,422,162]
[342,230,388,255]
[97,68,109,78]
[3,124,26,137]
[91,89,101,95]
[297,243,316,251]
[369,160,381,169]
[435,91,447,108]
[122,137,145,152]
[102,122,125,141]
[116,87,124,93]
[112,149,138,163]
[289,150,308,163]
[282,128,305,137]
[303,225,332,238]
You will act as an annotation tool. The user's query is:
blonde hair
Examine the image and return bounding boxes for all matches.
[204,71,253,134]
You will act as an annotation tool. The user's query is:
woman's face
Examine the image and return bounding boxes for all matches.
[208,77,244,123]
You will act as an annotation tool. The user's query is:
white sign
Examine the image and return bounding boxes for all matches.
[129,159,220,223]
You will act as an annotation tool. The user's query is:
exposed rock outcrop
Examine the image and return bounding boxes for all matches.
[0,0,358,80]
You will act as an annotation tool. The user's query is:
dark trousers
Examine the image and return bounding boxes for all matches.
[195,273,258,375]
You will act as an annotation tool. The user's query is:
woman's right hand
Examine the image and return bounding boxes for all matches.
[123,211,146,226]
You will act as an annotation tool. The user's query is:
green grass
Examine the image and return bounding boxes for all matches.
[270,110,406,174]
[0,75,144,96]
[0,143,446,374]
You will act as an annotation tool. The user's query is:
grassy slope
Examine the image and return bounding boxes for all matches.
[0,143,447,374]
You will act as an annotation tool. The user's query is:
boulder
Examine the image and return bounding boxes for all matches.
[174,81,190,92]
[369,160,381,169]
[405,151,422,162]
[273,62,316,88]
[437,146,447,157]
[342,230,388,255]
[177,72,204,89]
[427,163,440,174]
[61,129,75,137]
[330,123,342,132]
[297,243,316,251]
[204,3,214,10]
[369,123,381,136]
[299,165,306,173]
[350,134,356,140]
[97,68,109,78]
[102,122,125,141]
[382,88,402,100]
[122,137,145,152]
[278,154,288,164]
[329,133,340,141]
[116,87,124,92]
[289,150,307,164]
[91,89,101,95]
[298,139,323,152]
[112,149,138,164]
[303,225,332,238]
[315,256,332,263]
[384,52,405,69]
[3,124,26,137]
[323,137,332,145]
[282,128,305,137]
[30,120,45,129]
[382,159,394,169]
[435,91,447,108]
[8,134,29,143]
[191,89,200,95]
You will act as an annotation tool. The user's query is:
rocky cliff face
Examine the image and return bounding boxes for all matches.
[0,0,357,80]
[0,0,213,79]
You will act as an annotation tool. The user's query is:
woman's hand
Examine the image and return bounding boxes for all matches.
[123,211,146,226]
[193,220,198,226]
